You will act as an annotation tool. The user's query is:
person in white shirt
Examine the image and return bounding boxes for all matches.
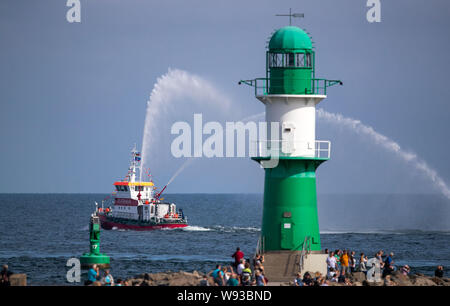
[237,259,245,276]
[326,251,337,272]
[330,270,340,282]
[327,267,337,279]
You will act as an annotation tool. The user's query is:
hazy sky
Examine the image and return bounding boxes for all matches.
[1,0,450,195]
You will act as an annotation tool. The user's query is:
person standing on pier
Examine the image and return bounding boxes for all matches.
[85,264,100,285]
[340,250,350,275]
[0,265,12,287]
[326,251,337,274]
[101,269,114,286]
[435,265,444,278]
[382,252,395,277]
[231,247,244,269]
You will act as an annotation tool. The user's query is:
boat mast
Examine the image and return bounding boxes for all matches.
[128,144,141,183]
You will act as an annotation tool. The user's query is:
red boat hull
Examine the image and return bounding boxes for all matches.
[98,214,188,231]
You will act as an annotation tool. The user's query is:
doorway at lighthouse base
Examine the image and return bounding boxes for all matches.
[263,251,328,283]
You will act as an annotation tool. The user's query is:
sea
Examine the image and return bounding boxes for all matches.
[0,193,449,285]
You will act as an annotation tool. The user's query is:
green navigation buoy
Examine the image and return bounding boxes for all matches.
[80,212,110,269]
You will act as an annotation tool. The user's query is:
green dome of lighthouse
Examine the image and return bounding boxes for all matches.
[269,26,312,51]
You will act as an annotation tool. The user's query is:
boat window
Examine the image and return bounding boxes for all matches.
[116,186,120,191]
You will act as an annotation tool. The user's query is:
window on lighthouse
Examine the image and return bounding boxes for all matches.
[305,53,312,67]
[269,53,311,68]
[269,53,282,67]
[296,54,304,67]
[287,53,295,67]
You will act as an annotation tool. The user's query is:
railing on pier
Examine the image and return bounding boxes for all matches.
[255,235,265,257]
[298,236,311,274]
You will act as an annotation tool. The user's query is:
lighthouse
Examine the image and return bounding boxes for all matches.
[240,24,341,280]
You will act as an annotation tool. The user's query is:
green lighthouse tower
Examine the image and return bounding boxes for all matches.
[240,24,341,280]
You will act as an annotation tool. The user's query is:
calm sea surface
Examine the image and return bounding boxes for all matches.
[0,193,449,285]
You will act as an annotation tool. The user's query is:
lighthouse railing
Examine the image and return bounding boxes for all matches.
[239,78,342,96]
[251,140,331,159]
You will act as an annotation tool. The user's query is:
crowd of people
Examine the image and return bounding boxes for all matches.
[0,247,446,286]
[201,247,447,287]
[84,264,128,286]
[200,247,267,286]
[315,248,442,286]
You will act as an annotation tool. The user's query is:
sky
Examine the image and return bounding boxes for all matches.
[1,0,450,195]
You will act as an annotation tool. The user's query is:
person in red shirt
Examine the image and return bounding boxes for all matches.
[231,247,244,269]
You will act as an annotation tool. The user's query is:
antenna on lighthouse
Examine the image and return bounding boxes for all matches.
[276,8,304,26]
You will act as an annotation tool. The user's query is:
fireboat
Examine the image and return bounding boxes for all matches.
[96,146,188,230]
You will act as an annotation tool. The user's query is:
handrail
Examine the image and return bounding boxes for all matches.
[298,236,311,273]
[253,235,265,269]
[255,236,261,257]
[254,235,265,259]
[239,77,342,96]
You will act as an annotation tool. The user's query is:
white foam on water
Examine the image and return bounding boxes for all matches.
[320,230,402,235]
[178,225,260,232]
[211,225,261,233]
[181,225,212,232]
[228,226,261,232]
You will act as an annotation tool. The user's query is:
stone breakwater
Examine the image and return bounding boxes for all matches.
[124,270,450,286]
[126,271,206,286]
[328,271,450,286]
